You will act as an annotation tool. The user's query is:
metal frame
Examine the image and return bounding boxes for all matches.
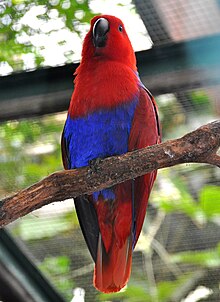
[0,229,65,302]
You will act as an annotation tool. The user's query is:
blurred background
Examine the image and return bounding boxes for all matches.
[0,0,220,301]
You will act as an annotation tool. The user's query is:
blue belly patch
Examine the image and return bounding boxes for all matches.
[63,98,138,200]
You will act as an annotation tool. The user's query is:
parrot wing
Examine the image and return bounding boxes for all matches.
[61,128,69,170]
[129,85,161,248]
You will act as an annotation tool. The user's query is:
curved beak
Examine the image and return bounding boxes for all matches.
[93,18,109,48]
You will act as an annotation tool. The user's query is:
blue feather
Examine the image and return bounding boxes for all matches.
[63,97,138,200]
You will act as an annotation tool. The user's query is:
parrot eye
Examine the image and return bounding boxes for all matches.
[118,25,123,32]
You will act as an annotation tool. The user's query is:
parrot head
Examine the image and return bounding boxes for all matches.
[70,15,139,117]
[81,15,136,70]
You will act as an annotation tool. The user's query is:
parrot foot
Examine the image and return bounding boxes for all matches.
[89,158,103,173]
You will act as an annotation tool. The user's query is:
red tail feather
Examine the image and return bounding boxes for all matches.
[94,234,132,293]
[94,189,133,293]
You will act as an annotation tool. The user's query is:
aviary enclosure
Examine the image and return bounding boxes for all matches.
[0,0,220,301]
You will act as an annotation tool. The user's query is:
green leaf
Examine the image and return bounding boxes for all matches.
[171,244,220,268]
[0,0,95,72]
[190,90,211,114]
[152,172,202,222]
[39,255,73,300]
[98,275,191,302]
[13,214,75,240]
[157,275,190,301]
[199,185,220,218]
[40,255,70,274]
[98,284,151,302]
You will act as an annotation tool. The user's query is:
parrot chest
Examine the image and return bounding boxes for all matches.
[64,98,138,169]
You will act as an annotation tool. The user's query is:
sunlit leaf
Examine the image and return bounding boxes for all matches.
[0,0,95,72]
[199,185,220,218]
[171,244,220,268]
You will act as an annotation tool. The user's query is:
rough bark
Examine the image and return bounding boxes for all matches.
[0,121,219,228]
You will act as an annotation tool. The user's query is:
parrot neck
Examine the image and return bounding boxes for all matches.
[68,60,139,118]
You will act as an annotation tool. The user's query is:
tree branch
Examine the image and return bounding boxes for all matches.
[0,121,219,228]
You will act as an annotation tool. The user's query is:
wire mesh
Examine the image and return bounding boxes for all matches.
[0,83,219,301]
[0,0,220,301]
[134,0,220,45]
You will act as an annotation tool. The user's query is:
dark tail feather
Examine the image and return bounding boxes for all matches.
[74,196,99,262]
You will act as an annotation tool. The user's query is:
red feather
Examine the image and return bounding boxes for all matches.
[129,87,161,246]
[93,182,133,292]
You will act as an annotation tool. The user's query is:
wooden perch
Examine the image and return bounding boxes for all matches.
[0,121,220,228]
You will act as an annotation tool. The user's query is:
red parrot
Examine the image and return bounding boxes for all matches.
[61,15,161,293]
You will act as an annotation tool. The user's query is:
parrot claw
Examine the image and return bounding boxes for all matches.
[89,158,103,173]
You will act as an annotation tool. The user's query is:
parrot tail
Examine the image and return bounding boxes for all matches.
[93,233,133,293]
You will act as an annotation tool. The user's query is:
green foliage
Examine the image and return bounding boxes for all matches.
[98,285,151,302]
[152,167,220,225]
[40,255,71,275]
[156,94,186,138]
[2,112,219,301]
[156,275,191,301]
[12,212,76,240]
[171,243,220,268]
[156,176,199,217]
[0,116,64,193]
[199,185,220,218]
[39,255,74,300]
[0,0,95,71]
[0,115,81,300]
[98,275,190,302]
[190,90,211,113]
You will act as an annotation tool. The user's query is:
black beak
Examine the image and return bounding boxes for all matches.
[93,18,109,48]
